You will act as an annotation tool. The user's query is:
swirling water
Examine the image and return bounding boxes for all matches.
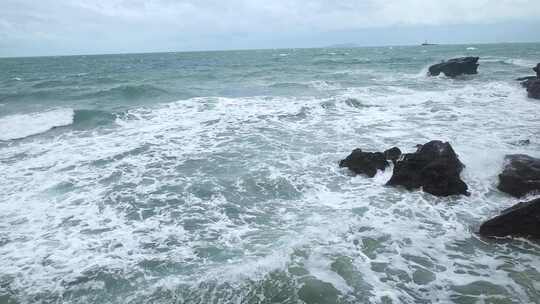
[1,43,540,304]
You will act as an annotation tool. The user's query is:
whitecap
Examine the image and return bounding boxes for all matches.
[0,108,74,141]
[308,80,340,90]
[466,47,477,50]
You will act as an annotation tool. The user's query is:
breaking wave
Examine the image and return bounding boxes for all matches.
[0,109,118,141]
[0,109,74,141]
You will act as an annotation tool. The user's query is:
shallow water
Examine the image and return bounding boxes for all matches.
[1,43,540,304]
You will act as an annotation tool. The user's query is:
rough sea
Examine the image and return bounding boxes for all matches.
[1,43,540,304]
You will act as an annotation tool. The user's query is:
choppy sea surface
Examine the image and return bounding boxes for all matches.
[1,43,540,304]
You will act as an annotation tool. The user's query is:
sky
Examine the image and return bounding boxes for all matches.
[1,0,539,57]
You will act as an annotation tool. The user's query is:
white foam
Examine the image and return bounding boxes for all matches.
[0,108,74,141]
[308,80,340,90]
[1,81,540,302]
[504,58,537,68]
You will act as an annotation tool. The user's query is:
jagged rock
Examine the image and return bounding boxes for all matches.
[386,140,469,196]
[428,57,479,77]
[527,79,540,99]
[339,149,388,177]
[497,154,540,197]
[534,63,540,78]
[479,198,540,239]
[384,147,402,164]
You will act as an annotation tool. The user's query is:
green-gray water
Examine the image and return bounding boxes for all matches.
[1,43,540,303]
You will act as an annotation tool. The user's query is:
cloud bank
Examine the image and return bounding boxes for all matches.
[1,0,539,56]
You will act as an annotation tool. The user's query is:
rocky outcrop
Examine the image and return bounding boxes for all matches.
[479,198,540,239]
[517,63,540,98]
[428,57,479,77]
[384,147,402,164]
[386,140,469,196]
[497,154,540,197]
[339,149,388,177]
[340,147,402,177]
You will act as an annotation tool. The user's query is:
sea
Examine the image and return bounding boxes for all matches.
[1,43,540,304]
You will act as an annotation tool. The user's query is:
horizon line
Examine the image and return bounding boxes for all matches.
[1,40,539,60]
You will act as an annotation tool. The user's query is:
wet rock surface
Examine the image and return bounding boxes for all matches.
[339,149,388,177]
[386,140,469,196]
[526,79,540,99]
[428,57,479,77]
[479,198,540,239]
[497,154,540,197]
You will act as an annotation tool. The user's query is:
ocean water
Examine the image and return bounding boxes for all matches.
[1,43,540,304]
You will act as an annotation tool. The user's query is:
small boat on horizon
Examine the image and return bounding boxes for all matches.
[421,41,438,46]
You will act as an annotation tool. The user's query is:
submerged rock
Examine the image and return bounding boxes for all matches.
[497,154,540,197]
[339,149,388,177]
[386,140,469,196]
[510,139,531,146]
[527,79,540,99]
[298,277,340,304]
[428,57,479,77]
[479,198,540,239]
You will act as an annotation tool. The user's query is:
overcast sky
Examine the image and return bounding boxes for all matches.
[1,0,539,57]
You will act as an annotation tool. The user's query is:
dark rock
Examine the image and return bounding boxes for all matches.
[527,79,540,99]
[339,149,388,177]
[384,147,402,164]
[479,198,540,239]
[516,76,537,81]
[497,154,540,197]
[386,140,469,196]
[517,63,540,91]
[428,57,479,77]
[510,139,530,146]
[517,76,536,88]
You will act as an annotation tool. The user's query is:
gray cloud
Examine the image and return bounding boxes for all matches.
[1,0,539,56]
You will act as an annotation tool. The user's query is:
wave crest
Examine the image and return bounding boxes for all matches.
[81,84,168,100]
[0,109,118,141]
[72,109,117,129]
[0,109,74,141]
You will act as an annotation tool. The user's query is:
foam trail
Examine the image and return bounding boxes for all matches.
[0,108,74,141]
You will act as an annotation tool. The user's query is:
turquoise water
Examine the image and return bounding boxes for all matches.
[1,43,540,303]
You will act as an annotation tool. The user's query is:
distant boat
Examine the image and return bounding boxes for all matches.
[421,41,437,46]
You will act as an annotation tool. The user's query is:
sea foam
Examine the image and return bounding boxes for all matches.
[0,108,74,141]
